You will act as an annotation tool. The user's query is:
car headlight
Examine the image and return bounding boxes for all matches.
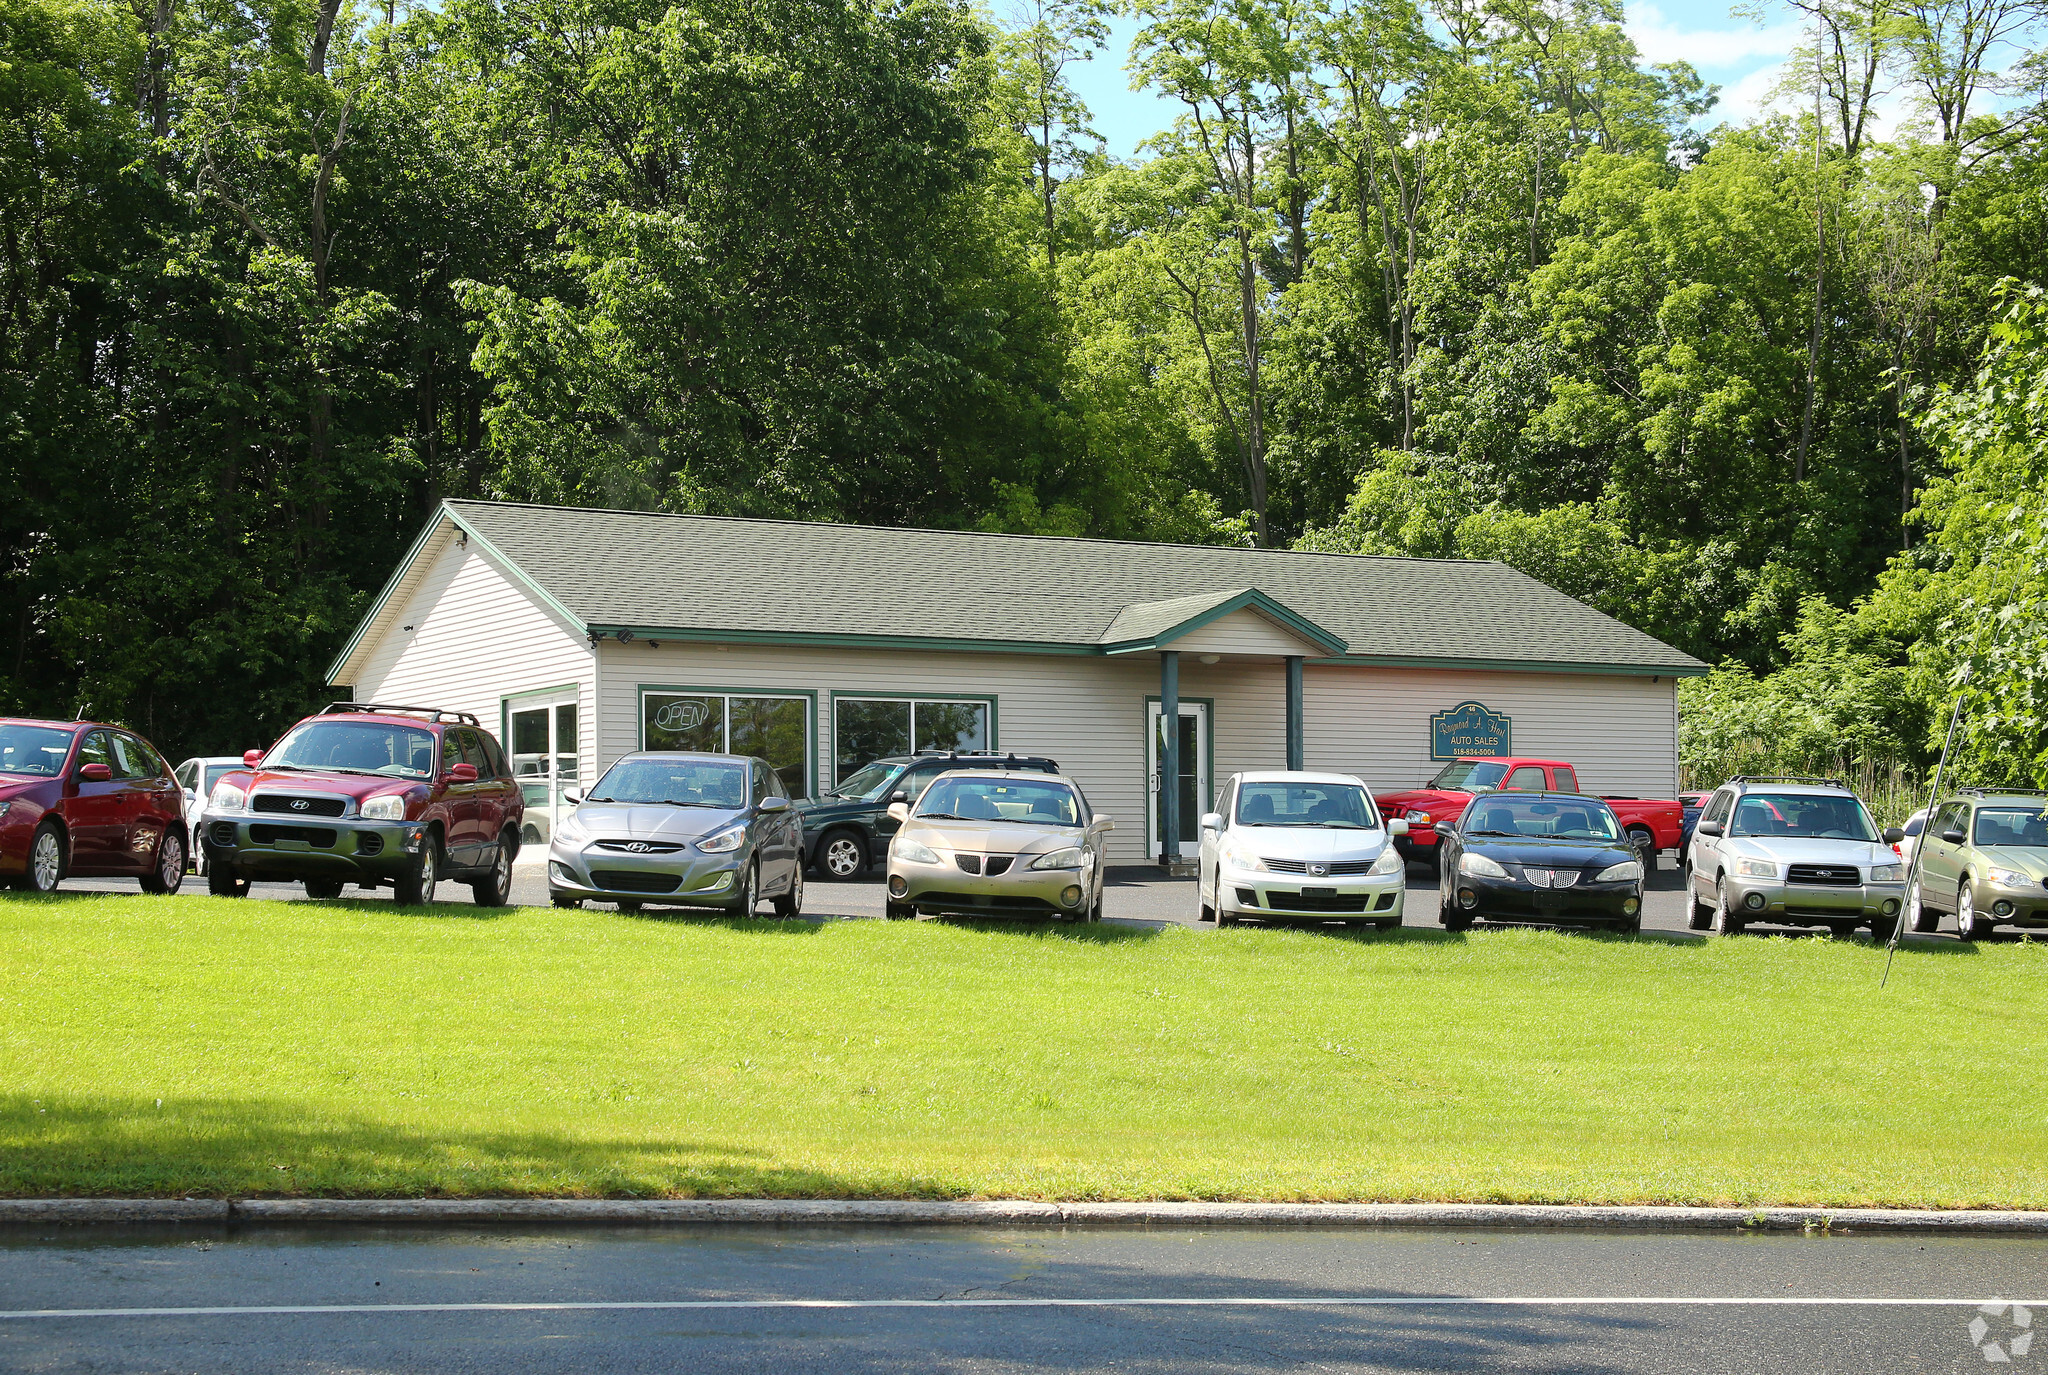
[1031,846,1084,871]
[697,825,746,854]
[360,793,408,821]
[1221,847,1268,872]
[894,838,940,866]
[1367,848,1405,876]
[1987,866,2032,888]
[1594,860,1643,883]
[554,811,588,844]
[1405,810,1433,825]
[1459,852,1507,879]
[1734,857,1779,878]
[0,799,11,820]
[209,783,245,811]
[1869,862,1906,883]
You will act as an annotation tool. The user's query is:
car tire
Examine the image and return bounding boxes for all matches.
[1908,880,1939,933]
[734,861,758,917]
[24,822,65,894]
[394,836,440,907]
[1199,867,1216,923]
[1956,882,1988,941]
[1088,882,1103,923]
[1440,907,1473,932]
[470,833,515,907]
[305,878,345,900]
[773,864,805,919]
[207,864,249,898]
[1686,867,1713,930]
[817,830,867,881]
[1217,907,1237,927]
[141,829,186,895]
[617,899,643,914]
[551,892,580,909]
[1869,911,1900,943]
[1710,876,1744,935]
[1825,919,1859,938]
[884,900,915,920]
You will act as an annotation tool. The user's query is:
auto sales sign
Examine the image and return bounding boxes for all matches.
[1430,701,1511,760]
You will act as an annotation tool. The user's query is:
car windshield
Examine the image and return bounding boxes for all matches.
[1728,792,1877,841]
[1464,797,1621,841]
[268,721,437,778]
[917,776,1079,826]
[830,761,901,801]
[1973,805,2048,847]
[587,758,748,807]
[1430,761,1508,790]
[1235,781,1379,829]
[0,724,74,777]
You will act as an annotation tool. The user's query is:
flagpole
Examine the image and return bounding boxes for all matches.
[1884,679,1968,987]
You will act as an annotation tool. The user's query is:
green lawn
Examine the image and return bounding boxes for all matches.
[2,891,2043,1208]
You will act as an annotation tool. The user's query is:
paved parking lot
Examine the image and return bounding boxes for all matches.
[61,856,1978,944]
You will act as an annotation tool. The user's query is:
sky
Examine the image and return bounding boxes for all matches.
[1063,0,1829,158]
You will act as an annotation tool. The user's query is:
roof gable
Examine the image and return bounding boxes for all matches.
[1098,590,1345,656]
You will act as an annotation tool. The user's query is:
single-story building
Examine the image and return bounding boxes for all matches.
[328,499,1707,865]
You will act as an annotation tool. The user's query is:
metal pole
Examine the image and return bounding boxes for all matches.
[1160,651,1180,867]
[1884,683,1968,986]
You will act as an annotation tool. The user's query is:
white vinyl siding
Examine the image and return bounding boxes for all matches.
[347,537,594,769]
[1164,608,1322,659]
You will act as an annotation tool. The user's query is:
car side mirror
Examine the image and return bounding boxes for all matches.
[1883,826,1905,845]
[78,762,113,782]
[890,789,909,803]
[1199,812,1223,832]
[448,763,478,784]
[183,788,198,803]
[1388,818,1409,836]
[564,789,584,806]
[1696,820,1724,837]
[1094,815,1114,832]
[243,749,264,768]
[758,796,790,813]
[1942,828,1967,844]
[887,802,910,823]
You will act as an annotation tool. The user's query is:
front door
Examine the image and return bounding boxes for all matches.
[1146,701,1210,857]
[509,696,579,844]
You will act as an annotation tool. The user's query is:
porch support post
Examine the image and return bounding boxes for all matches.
[1160,650,1180,866]
[1285,655,1304,771]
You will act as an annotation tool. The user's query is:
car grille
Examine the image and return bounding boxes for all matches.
[1264,890,1374,913]
[251,794,348,817]
[1264,858,1376,875]
[953,854,1017,876]
[249,825,337,847]
[1514,866,1583,889]
[594,840,688,855]
[1788,864,1861,886]
[590,870,682,894]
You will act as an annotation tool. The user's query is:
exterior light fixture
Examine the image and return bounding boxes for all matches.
[1198,654,1220,665]
[615,629,635,643]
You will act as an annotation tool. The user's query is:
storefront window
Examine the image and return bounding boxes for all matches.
[643,691,809,798]
[833,697,989,785]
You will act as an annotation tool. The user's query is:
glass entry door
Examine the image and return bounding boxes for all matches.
[1146,701,1210,855]
[509,695,579,844]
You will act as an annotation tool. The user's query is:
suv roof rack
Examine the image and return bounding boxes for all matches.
[1956,786,2048,799]
[913,749,1058,769]
[323,702,480,726]
[1730,775,1848,789]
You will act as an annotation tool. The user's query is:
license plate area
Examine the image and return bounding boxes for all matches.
[1302,886,1336,897]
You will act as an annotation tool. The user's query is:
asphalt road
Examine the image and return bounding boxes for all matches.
[1,1222,2041,1373]
[66,854,1983,946]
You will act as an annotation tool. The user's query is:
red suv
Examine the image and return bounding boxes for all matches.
[1,717,188,895]
[201,704,524,906]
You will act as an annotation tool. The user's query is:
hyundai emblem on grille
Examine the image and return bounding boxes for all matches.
[626,842,650,853]
[291,799,309,811]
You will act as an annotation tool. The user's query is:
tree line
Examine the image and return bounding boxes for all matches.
[2,0,2044,778]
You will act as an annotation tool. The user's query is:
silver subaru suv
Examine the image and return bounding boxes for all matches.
[1684,777,1908,938]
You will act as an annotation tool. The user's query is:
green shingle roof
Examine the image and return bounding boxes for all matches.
[433,499,1704,675]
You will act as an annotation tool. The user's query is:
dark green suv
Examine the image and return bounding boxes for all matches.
[798,752,1059,880]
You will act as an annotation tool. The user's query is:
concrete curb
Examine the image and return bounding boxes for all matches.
[3,1198,2047,1233]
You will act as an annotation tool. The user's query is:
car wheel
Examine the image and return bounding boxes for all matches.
[207,864,249,898]
[1825,919,1859,938]
[1908,879,1939,933]
[470,833,515,907]
[818,831,867,881]
[884,900,916,920]
[25,822,64,894]
[304,878,345,900]
[551,892,580,909]
[1440,907,1473,932]
[1686,866,1713,930]
[735,861,758,917]
[773,864,805,918]
[617,899,643,914]
[141,829,186,895]
[1199,866,1216,923]
[394,836,439,906]
[1956,882,1987,940]
[1710,876,1744,935]
[1869,911,1900,943]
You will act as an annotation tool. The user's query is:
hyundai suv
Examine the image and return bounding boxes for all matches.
[798,751,1059,881]
[1907,788,2048,940]
[1684,777,1907,938]
[201,704,524,906]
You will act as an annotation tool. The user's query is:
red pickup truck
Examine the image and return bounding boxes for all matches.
[1375,757,1683,873]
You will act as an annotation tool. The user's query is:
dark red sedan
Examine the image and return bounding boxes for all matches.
[0,718,188,895]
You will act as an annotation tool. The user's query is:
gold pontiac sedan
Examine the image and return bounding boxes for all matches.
[884,770,1113,921]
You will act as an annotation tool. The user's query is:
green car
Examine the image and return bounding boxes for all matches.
[1908,789,2048,939]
